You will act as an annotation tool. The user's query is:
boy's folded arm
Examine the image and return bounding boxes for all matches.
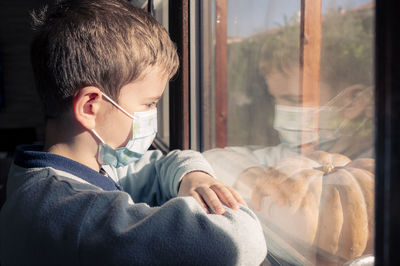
[78,191,267,266]
[153,149,217,197]
[112,149,216,205]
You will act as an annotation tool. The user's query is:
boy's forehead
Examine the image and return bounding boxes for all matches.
[118,66,168,100]
[264,65,335,106]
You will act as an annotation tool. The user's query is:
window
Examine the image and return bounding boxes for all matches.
[200,1,375,265]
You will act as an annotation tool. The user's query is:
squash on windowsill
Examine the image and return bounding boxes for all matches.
[235,151,374,263]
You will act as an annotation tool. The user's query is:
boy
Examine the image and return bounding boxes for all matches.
[0,0,267,265]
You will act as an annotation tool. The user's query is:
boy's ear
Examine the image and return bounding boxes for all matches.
[341,84,371,119]
[73,87,103,130]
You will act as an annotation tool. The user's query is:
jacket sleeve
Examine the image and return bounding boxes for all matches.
[78,191,267,266]
[103,149,217,206]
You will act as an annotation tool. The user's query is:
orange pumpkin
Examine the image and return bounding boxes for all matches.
[235,151,374,262]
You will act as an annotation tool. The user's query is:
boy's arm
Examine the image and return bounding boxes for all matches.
[178,170,247,214]
[104,149,217,206]
[78,191,267,266]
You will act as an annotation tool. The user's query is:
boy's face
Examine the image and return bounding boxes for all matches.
[98,65,168,149]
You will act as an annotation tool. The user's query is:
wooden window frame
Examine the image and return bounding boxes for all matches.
[300,0,321,154]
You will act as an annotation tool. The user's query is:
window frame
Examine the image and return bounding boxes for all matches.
[374,0,400,264]
[147,0,191,152]
[167,0,190,150]
[152,0,202,152]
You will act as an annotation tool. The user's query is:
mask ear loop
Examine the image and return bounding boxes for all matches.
[315,92,348,139]
[321,86,373,110]
[319,86,373,136]
[91,129,106,144]
[100,92,135,119]
[100,91,138,141]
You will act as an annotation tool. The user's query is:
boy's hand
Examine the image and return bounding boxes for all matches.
[178,171,247,215]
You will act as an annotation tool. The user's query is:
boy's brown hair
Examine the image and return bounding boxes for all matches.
[31,0,179,118]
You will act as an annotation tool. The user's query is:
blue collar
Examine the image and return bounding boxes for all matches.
[14,145,122,191]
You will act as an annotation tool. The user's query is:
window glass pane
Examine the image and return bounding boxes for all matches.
[153,0,170,146]
[227,1,300,147]
[201,1,375,265]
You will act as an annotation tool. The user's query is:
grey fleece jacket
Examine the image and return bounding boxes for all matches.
[0,145,267,265]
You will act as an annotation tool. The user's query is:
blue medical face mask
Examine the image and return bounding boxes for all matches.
[91,93,157,168]
[273,104,341,149]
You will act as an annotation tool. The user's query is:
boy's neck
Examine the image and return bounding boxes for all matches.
[44,118,101,172]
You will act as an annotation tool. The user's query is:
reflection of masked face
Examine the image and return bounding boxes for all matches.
[273,85,373,151]
[273,104,342,149]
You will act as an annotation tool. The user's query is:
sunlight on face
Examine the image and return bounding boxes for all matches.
[118,65,169,113]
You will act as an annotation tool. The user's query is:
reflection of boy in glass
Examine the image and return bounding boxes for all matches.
[258,6,374,160]
[203,10,374,263]
[203,7,374,186]
[203,70,373,189]
[263,64,373,160]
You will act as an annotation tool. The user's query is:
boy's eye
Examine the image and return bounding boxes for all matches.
[146,102,157,108]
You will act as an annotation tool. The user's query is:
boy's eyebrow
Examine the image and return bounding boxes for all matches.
[147,96,162,101]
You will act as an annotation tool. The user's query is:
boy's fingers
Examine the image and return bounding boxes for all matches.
[190,191,210,214]
[226,186,248,207]
[211,184,240,210]
[196,187,225,215]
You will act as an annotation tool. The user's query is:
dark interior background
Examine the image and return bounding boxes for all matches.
[0,0,53,206]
